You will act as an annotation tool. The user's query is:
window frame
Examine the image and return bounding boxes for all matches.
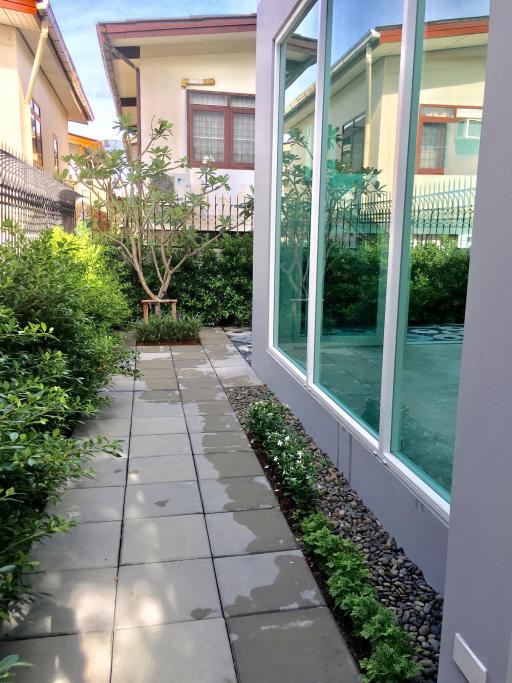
[415,103,483,174]
[30,98,43,169]
[52,134,59,173]
[340,112,366,170]
[187,89,256,170]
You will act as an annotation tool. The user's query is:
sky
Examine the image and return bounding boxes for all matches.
[51,0,256,140]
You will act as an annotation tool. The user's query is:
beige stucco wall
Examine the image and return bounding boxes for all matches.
[139,49,255,197]
[0,25,69,174]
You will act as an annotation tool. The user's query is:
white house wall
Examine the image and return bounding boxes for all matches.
[139,48,256,198]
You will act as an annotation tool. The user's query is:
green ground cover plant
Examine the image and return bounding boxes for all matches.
[247,398,420,683]
[0,227,129,661]
[134,314,202,344]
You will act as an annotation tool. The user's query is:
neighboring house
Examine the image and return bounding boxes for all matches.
[0,0,93,177]
[97,14,256,210]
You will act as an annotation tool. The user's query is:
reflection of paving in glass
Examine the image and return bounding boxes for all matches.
[279,325,462,496]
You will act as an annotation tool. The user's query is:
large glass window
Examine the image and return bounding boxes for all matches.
[273,2,320,370]
[313,0,404,433]
[392,4,489,499]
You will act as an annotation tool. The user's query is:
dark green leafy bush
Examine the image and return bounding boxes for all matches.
[0,227,129,631]
[112,233,253,326]
[134,314,202,344]
[323,238,469,329]
[0,227,131,408]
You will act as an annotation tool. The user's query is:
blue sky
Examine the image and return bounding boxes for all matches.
[52,0,256,140]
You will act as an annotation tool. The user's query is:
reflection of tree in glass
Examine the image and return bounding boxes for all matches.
[279,125,384,307]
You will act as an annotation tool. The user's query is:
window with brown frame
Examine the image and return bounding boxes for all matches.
[416,105,483,174]
[187,90,255,169]
[30,99,43,169]
[53,135,59,173]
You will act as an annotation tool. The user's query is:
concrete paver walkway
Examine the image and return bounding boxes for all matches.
[0,328,360,682]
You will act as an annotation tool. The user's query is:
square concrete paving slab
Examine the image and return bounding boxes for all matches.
[215,366,263,388]
[137,345,170,353]
[68,458,127,488]
[48,487,124,523]
[200,476,278,513]
[131,400,183,418]
[131,416,187,435]
[206,509,297,557]
[209,360,250,370]
[227,608,360,683]
[180,387,228,402]
[214,550,325,617]
[133,389,181,405]
[183,400,235,416]
[194,452,264,480]
[115,559,221,628]
[172,353,209,363]
[171,344,204,352]
[185,414,242,433]
[30,521,121,571]
[190,431,251,454]
[175,366,217,379]
[124,481,202,518]
[0,632,113,683]
[73,418,131,438]
[94,401,132,420]
[137,351,172,361]
[111,619,236,683]
[136,358,174,370]
[138,367,175,379]
[121,514,210,565]
[108,376,134,392]
[129,433,191,457]
[134,378,178,391]
[178,378,224,391]
[2,568,117,638]
[127,455,196,485]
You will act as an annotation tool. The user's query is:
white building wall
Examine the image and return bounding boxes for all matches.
[139,49,256,198]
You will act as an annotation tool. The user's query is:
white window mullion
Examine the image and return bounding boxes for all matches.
[305,0,329,386]
[378,0,425,454]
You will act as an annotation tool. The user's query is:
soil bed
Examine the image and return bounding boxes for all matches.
[226,384,443,683]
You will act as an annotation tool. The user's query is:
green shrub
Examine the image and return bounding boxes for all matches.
[0,227,129,629]
[134,314,202,344]
[300,513,420,683]
[247,399,316,507]
[0,227,131,409]
[111,233,253,326]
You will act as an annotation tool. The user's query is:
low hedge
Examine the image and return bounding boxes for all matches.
[247,398,420,683]
[133,314,202,344]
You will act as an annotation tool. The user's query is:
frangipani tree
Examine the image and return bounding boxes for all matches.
[63,116,251,304]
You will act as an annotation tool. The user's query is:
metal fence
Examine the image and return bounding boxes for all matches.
[328,178,475,247]
[0,144,79,244]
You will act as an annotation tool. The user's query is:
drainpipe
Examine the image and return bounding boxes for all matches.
[104,43,141,158]
[23,1,50,163]
[363,43,372,168]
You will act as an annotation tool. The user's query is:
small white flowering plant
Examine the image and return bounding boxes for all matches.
[247,399,316,507]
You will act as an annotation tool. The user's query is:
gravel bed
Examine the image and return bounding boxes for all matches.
[226,384,443,682]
